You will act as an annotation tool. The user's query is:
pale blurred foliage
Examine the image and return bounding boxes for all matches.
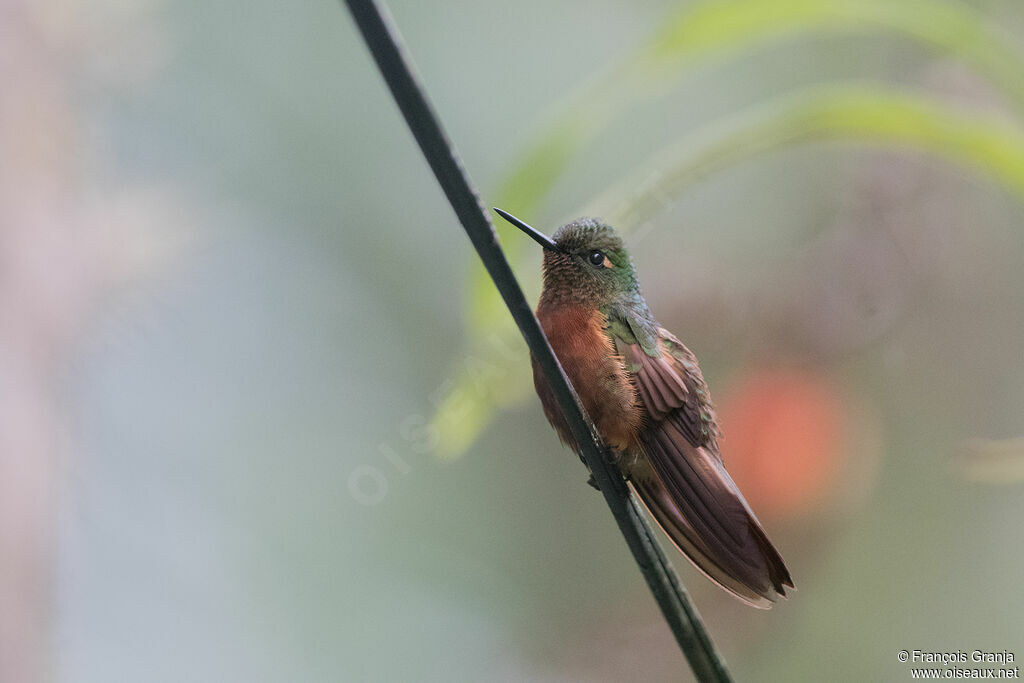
[1,1,178,679]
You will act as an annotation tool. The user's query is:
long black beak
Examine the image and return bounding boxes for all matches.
[493,208,560,252]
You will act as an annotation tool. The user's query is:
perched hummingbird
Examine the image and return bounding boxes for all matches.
[495,208,794,608]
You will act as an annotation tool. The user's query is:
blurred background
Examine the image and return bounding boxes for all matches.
[5,0,1024,680]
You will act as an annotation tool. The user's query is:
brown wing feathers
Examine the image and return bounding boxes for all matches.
[633,355,688,421]
[620,332,794,606]
[632,474,779,608]
[643,418,791,601]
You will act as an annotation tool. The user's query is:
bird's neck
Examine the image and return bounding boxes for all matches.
[537,290,661,355]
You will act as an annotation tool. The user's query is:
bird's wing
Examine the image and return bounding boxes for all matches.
[613,325,794,607]
[619,328,718,451]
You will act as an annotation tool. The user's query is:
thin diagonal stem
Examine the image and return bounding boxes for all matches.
[341,1,732,680]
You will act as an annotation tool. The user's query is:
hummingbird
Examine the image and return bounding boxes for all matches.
[494,208,794,608]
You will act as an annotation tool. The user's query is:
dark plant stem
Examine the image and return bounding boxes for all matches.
[342,1,733,680]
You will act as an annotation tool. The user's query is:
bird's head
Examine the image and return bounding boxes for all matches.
[494,209,642,309]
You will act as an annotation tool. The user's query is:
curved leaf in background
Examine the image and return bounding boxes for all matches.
[592,83,1024,227]
[436,0,1024,459]
[648,0,1024,112]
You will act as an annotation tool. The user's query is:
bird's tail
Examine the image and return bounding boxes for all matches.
[631,443,794,608]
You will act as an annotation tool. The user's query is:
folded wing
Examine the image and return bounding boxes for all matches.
[617,329,794,607]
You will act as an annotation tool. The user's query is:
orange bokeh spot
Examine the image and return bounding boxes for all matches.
[717,368,846,520]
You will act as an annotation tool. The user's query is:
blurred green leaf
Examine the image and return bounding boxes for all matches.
[649,0,1024,111]
[436,0,1024,459]
[593,83,1024,227]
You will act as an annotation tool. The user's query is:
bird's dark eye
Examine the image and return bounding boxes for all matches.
[588,250,605,266]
